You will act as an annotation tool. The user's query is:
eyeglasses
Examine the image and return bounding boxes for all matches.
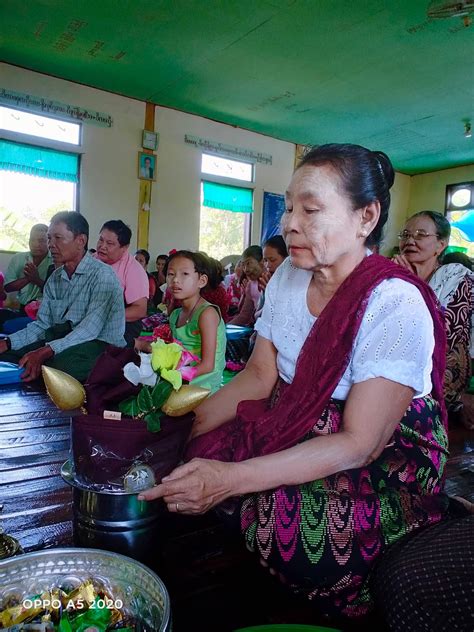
[397,230,440,241]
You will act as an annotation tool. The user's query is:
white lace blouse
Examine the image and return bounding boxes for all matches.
[254,257,435,400]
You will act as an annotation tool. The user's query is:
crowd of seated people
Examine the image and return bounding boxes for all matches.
[139,144,474,631]
[0,212,125,381]
[0,151,473,631]
[1,212,473,413]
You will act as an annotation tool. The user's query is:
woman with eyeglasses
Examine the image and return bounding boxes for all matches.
[139,144,451,623]
[394,211,473,426]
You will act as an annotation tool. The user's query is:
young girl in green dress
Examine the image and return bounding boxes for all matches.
[166,251,226,393]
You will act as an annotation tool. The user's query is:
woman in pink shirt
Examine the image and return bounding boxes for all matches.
[96,220,149,345]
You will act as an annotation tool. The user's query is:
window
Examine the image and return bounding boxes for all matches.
[199,154,254,259]
[445,182,474,257]
[0,106,80,144]
[0,108,80,252]
[199,180,253,260]
[201,153,253,181]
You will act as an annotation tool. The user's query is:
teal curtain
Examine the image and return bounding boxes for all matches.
[0,139,79,182]
[202,180,253,213]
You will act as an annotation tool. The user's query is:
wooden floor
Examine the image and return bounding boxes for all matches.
[1,381,473,631]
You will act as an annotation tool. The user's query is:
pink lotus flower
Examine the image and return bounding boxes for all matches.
[177,347,200,382]
[179,365,199,381]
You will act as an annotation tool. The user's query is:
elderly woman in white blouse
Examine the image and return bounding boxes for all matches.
[394,210,474,426]
[140,144,449,620]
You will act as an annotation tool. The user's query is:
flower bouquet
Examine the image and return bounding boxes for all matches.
[42,326,209,489]
[120,330,209,432]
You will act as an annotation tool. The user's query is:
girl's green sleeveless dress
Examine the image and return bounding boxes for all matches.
[170,301,226,393]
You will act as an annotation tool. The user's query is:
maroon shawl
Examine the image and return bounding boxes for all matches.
[186,254,447,463]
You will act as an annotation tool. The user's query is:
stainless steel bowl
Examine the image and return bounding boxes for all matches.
[0,547,171,631]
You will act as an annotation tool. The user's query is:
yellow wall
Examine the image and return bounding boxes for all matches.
[408,164,474,217]
[383,164,474,254]
[381,171,411,255]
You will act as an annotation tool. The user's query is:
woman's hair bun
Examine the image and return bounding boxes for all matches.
[373,151,395,189]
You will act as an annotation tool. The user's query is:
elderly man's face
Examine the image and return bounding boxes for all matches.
[29,228,48,257]
[96,229,128,265]
[47,221,85,267]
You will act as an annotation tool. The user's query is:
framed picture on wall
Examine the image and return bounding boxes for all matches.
[138,152,156,181]
[142,130,159,151]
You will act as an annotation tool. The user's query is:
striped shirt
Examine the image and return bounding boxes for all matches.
[9,253,126,355]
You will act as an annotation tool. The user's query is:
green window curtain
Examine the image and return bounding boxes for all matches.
[202,180,253,213]
[0,139,79,182]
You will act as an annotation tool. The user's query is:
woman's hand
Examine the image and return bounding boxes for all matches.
[138,458,236,514]
[258,270,271,292]
[392,254,416,274]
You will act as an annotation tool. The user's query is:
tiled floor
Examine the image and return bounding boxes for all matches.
[1,382,473,631]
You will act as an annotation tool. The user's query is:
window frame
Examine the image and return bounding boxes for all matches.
[199,152,255,252]
[445,181,474,213]
[201,151,255,183]
[0,107,82,254]
[0,104,83,146]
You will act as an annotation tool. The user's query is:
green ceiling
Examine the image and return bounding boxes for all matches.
[1,0,473,174]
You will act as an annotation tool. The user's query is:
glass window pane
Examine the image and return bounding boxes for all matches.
[451,188,471,208]
[199,205,247,260]
[0,106,81,145]
[201,153,253,182]
[0,170,76,252]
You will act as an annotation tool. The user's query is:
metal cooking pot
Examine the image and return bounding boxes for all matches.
[61,461,163,562]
